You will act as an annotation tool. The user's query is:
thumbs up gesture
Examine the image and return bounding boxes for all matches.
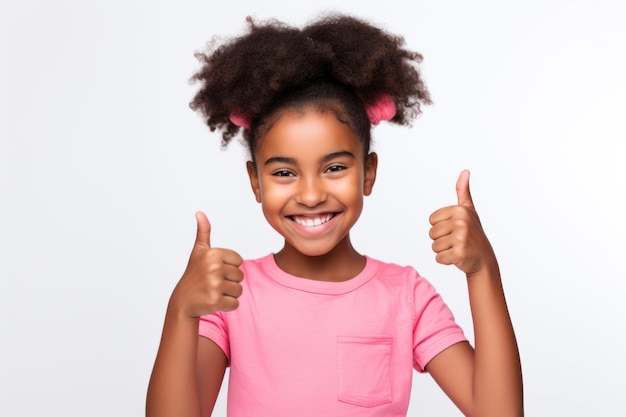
[169,211,244,318]
[429,170,497,276]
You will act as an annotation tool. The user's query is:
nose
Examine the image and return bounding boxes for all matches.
[295,175,327,207]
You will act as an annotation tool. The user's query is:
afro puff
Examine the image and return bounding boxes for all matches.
[189,14,431,149]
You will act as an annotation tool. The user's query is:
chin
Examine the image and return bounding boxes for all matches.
[288,241,339,258]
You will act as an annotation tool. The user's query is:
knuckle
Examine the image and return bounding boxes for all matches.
[208,261,225,274]
[453,218,468,229]
[207,276,224,291]
[206,247,227,261]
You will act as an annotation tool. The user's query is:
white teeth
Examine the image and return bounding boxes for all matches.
[293,214,333,227]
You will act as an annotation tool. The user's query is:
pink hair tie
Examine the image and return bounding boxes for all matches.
[229,111,251,129]
[364,94,396,125]
[229,95,395,129]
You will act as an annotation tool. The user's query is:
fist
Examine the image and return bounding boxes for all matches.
[169,211,244,317]
[428,170,496,276]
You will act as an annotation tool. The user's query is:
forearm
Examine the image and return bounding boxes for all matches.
[467,263,523,417]
[146,307,202,417]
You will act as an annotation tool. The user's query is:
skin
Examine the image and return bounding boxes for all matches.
[146,108,523,417]
[246,110,377,282]
[425,171,524,416]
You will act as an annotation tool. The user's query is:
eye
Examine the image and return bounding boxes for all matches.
[272,169,295,177]
[325,164,347,173]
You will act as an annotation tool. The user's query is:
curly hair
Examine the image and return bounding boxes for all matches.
[189,13,431,154]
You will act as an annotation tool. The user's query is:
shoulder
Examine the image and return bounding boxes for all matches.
[240,253,274,272]
[366,256,444,305]
[366,256,429,285]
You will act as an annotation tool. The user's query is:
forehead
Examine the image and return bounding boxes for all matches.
[255,109,363,160]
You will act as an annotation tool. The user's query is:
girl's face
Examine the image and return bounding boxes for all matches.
[247,109,377,258]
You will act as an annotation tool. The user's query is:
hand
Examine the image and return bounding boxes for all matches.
[429,170,496,276]
[169,211,244,318]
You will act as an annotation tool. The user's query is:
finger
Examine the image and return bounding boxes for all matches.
[210,249,244,268]
[429,206,454,226]
[456,169,474,209]
[195,211,211,248]
[431,232,458,254]
[217,297,240,313]
[434,250,457,266]
[430,205,469,226]
[222,263,244,283]
[221,280,243,299]
[429,222,452,241]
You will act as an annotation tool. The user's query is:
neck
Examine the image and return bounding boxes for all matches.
[274,236,366,282]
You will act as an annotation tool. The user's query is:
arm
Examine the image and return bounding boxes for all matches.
[425,170,523,417]
[146,212,243,417]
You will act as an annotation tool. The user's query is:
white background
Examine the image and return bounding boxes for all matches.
[1,0,625,416]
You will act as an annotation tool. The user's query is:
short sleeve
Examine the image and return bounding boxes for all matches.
[199,311,230,360]
[411,272,467,373]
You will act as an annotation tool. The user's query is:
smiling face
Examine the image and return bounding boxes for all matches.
[247,108,377,261]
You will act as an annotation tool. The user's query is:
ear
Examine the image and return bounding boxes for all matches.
[363,152,378,196]
[246,160,262,203]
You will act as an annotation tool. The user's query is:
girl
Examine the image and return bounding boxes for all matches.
[146,14,523,417]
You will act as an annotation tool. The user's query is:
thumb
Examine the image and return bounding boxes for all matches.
[456,169,475,209]
[194,211,211,248]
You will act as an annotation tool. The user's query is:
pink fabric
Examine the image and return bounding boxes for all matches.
[199,254,466,416]
[364,94,396,125]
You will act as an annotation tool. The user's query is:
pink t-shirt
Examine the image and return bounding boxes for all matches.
[199,254,466,416]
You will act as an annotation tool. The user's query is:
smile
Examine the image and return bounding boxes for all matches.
[290,213,335,227]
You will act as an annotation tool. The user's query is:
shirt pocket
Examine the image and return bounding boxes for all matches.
[336,335,393,407]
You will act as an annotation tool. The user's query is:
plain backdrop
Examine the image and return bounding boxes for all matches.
[1,0,625,416]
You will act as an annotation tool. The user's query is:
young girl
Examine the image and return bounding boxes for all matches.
[146,14,523,417]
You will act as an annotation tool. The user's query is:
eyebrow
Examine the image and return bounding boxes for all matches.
[263,150,355,166]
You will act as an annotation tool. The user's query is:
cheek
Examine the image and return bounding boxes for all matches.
[334,175,364,205]
[258,181,290,209]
